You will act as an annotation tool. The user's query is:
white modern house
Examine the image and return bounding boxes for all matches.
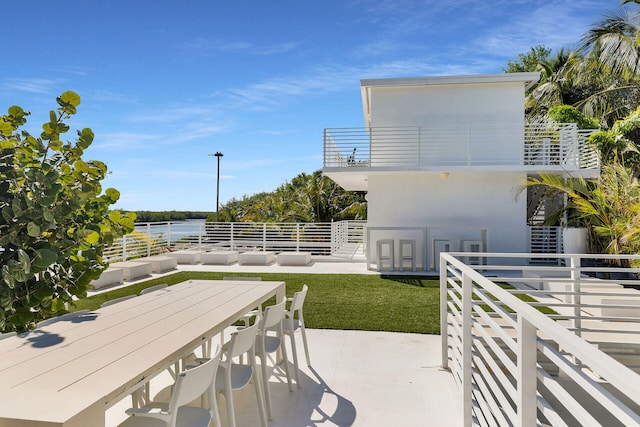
[322,73,600,271]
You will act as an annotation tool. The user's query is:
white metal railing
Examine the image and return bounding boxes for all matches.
[103,220,366,262]
[441,252,640,426]
[323,124,599,170]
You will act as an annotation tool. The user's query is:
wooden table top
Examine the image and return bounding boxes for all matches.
[0,279,285,427]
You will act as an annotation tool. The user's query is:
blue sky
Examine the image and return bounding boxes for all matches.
[1,0,618,211]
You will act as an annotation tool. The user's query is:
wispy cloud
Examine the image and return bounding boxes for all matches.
[91,90,139,104]
[1,78,60,94]
[178,38,300,55]
[93,132,159,150]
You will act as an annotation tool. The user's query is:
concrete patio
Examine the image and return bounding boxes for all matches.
[106,328,462,427]
[97,260,461,427]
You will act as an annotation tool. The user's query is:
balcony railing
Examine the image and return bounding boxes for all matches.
[323,124,599,170]
[441,252,640,426]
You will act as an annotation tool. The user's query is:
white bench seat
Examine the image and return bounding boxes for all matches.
[277,252,311,266]
[90,268,124,290]
[238,251,276,265]
[109,261,153,281]
[166,250,203,265]
[200,251,239,265]
[137,256,178,273]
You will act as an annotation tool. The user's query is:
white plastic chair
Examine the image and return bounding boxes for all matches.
[278,284,310,387]
[139,283,168,295]
[0,331,16,340]
[216,321,267,427]
[35,310,91,328]
[100,295,136,308]
[256,300,293,420]
[119,348,222,427]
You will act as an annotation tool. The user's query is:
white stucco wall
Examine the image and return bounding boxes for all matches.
[366,171,527,270]
[368,82,526,167]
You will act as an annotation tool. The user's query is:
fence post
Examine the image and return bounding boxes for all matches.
[517,315,537,426]
[122,235,127,262]
[230,222,234,250]
[146,223,151,257]
[462,271,473,427]
[262,223,267,251]
[296,223,300,252]
[167,222,172,248]
[440,255,449,370]
[570,255,582,338]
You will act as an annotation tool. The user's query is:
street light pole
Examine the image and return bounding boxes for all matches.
[209,152,224,222]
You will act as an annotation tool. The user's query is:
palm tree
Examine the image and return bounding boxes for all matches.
[576,2,640,125]
[527,49,583,115]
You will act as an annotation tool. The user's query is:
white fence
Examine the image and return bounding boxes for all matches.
[103,220,367,262]
[440,252,640,426]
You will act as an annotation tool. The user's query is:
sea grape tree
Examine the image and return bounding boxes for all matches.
[0,92,135,332]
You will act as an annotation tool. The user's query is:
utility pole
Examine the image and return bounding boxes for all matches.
[208,152,223,222]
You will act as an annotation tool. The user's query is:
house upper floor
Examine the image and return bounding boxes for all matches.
[322,73,600,191]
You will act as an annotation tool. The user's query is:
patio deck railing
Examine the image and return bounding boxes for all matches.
[323,124,599,170]
[441,252,640,426]
[103,220,367,262]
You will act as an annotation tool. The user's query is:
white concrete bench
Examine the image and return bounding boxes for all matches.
[545,280,624,303]
[200,251,239,265]
[137,256,178,273]
[601,297,640,319]
[90,268,124,290]
[109,261,153,281]
[238,251,276,265]
[277,252,311,266]
[167,250,203,265]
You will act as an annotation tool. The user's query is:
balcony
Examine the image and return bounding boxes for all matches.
[323,124,599,187]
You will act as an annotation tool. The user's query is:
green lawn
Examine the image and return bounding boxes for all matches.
[74,272,442,334]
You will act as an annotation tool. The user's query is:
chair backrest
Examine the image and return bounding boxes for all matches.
[168,347,221,425]
[223,276,262,281]
[139,283,168,295]
[100,295,136,308]
[290,284,309,313]
[36,310,91,328]
[259,300,287,331]
[0,331,16,340]
[227,322,259,359]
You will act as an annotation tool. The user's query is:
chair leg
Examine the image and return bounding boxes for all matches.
[251,358,268,427]
[288,330,301,388]
[259,353,273,420]
[224,375,236,427]
[300,321,311,367]
[206,385,222,427]
[280,334,293,392]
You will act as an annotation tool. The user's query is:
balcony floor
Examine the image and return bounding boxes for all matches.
[106,329,462,427]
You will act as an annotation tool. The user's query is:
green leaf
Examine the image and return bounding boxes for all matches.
[0,121,12,136]
[50,298,66,312]
[27,222,41,237]
[9,308,33,327]
[17,250,30,274]
[32,248,57,270]
[59,91,81,107]
[1,265,15,289]
[8,105,24,117]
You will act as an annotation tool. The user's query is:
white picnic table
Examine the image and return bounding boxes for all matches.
[0,279,285,427]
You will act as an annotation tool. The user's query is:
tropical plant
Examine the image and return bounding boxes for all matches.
[588,107,640,174]
[521,164,640,260]
[0,92,135,332]
[211,170,367,223]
